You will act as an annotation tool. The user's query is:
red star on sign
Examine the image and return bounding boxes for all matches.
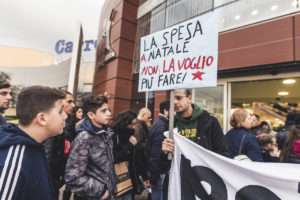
[192,71,205,81]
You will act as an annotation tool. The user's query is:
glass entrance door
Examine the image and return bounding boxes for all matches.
[230,77,300,133]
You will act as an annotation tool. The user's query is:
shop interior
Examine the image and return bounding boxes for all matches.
[232,77,300,131]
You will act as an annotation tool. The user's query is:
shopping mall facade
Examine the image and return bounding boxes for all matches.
[94,0,300,132]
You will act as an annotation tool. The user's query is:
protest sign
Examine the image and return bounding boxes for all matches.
[138,11,219,92]
[168,131,300,200]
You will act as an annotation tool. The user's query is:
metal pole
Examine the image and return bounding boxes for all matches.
[145,91,149,108]
[168,90,174,160]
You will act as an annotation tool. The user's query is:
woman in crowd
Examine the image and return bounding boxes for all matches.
[111,110,141,200]
[64,106,83,143]
[280,112,300,164]
[225,109,263,162]
[260,121,272,134]
[72,106,83,120]
[71,106,83,130]
[257,134,280,162]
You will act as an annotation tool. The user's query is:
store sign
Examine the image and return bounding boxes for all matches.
[138,11,219,92]
[55,39,97,54]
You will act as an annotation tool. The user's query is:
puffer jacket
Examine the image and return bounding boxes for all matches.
[65,118,116,200]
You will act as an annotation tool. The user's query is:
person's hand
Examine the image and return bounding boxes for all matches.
[143,180,150,188]
[129,135,137,146]
[100,190,109,200]
[270,146,280,157]
[149,184,156,188]
[162,138,175,154]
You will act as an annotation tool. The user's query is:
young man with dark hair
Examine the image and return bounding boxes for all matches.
[147,100,170,200]
[0,85,67,199]
[0,81,12,125]
[162,89,229,157]
[249,114,264,136]
[43,90,75,200]
[64,95,116,200]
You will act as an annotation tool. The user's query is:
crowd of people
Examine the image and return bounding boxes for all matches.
[223,108,300,163]
[0,82,299,200]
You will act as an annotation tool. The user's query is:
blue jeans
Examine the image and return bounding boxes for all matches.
[151,174,165,200]
[114,192,132,200]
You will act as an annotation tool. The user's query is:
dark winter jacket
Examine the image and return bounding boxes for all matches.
[0,123,54,200]
[112,127,144,195]
[113,127,135,163]
[175,105,230,157]
[64,117,78,143]
[0,115,6,126]
[65,118,116,200]
[43,118,73,187]
[225,127,263,162]
[276,125,291,150]
[134,119,149,181]
[147,114,170,185]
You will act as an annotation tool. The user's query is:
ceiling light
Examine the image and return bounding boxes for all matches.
[271,5,278,11]
[252,10,258,15]
[278,91,289,96]
[283,79,296,84]
[234,15,240,20]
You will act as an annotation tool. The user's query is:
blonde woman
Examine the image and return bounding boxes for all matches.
[225,109,263,162]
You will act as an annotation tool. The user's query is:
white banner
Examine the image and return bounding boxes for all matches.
[168,131,300,200]
[139,11,219,92]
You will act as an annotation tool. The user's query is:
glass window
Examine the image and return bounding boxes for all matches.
[166,0,213,27]
[150,3,166,33]
[231,77,300,131]
[194,86,224,128]
[219,0,299,31]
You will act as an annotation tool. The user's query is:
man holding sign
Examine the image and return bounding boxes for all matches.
[162,89,229,157]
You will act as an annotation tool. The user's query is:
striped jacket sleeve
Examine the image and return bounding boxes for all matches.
[0,144,26,200]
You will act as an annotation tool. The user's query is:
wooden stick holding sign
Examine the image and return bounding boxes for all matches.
[168,90,174,160]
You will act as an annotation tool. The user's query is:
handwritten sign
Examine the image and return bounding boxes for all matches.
[138,11,219,92]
